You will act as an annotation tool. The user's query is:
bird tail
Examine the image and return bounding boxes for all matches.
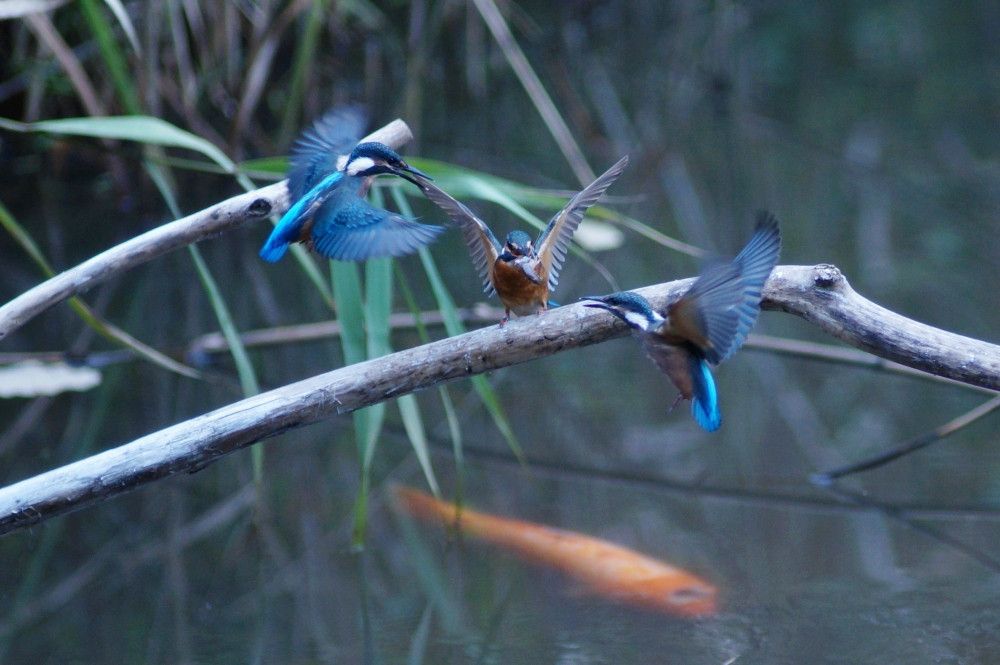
[689,358,721,432]
[259,236,290,262]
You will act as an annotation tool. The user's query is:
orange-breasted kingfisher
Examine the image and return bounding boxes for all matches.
[259,106,443,262]
[416,155,629,325]
[582,212,781,431]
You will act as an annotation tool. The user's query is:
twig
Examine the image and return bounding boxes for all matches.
[0,264,998,536]
[0,119,414,342]
[811,394,1000,483]
[745,333,996,393]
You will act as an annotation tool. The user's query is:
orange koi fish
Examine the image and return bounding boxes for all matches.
[392,486,717,618]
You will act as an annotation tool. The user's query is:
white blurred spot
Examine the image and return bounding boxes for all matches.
[574,219,625,252]
[0,361,102,398]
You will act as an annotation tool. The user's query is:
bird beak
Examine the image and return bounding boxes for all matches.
[392,162,433,186]
[580,296,609,310]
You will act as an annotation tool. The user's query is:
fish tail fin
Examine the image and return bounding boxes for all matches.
[690,359,721,432]
[392,486,458,523]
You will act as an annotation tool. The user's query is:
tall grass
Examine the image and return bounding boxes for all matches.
[0,0,653,541]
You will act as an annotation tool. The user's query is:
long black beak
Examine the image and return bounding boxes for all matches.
[392,161,433,186]
[580,296,610,310]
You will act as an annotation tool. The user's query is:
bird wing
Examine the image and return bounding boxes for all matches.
[718,211,781,362]
[535,155,629,291]
[260,171,345,262]
[287,105,367,201]
[667,212,781,365]
[417,180,502,296]
[666,261,746,365]
[310,183,443,261]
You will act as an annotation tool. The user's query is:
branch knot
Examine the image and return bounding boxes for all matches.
[812,264,844,289]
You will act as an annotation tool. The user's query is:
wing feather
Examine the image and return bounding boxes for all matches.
[719,211,781,361]
[417,180,502,296]
[536,155,629,290]
[288,105,367,201]
[666,212,781,364]
[310,184,443,261]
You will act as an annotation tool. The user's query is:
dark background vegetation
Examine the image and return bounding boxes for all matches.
[1,2,999,662]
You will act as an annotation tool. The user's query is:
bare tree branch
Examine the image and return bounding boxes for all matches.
[0,264,997,537]
[762,264,1000,388]
[0,119,414,342]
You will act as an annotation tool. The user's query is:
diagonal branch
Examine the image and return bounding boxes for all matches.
[0,119,414,342]
[0,264,997,537]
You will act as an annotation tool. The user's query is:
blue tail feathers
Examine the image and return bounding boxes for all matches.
[689,358,721,432]
[259,235,290,262]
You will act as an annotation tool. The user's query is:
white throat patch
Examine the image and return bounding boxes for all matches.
[623,309,653,331]
[346,156,376,176]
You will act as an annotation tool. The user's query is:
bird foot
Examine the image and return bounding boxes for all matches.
[669,393,684,413]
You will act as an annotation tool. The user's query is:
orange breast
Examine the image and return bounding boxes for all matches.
[492,258,549,316]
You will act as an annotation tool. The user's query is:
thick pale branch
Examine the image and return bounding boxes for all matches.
[761,264,1000,390]
[0,119,413,341]
[0,264,997,537]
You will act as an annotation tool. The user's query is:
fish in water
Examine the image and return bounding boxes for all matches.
[393,486,717,618]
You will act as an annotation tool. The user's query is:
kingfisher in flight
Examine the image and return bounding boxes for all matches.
[583,212,781,431]
[259,106,443,262]
[416,155,629,325]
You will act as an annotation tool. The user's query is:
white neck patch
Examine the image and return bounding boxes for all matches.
[347,156,376,176]
[623,309,653,331]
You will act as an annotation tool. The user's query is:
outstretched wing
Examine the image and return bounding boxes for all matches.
[260,171,344,262]
[417,180,503,296]
[288,105,367,201]
[667,212,781,365]
[310,184,443,261]
[535,155,629,292]
[667,261,746,365]
[719,211,781,362]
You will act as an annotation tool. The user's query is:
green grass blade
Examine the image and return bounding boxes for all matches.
[79,0,141,114]
[0,198,56,277]
[1,193,201,379]
[391,187,523,461]
[277,0,328,145]
[147,161,263,482]
[397,394,440,496]
[395,264,462,495]
[0,115,337,305]
[414,249,522,459]
[411,157,703,258]
[0,115,255,190]
[187,245,260,398]
[333,260,384,546]
[362,256,392,469]
[99,0,141,54]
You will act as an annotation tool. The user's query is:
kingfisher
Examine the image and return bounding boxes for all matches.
[416,155,629,325]
[259,106,443,262]
[583,212,781,432]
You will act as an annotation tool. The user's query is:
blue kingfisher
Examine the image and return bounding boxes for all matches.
[583,212,781,431]
[259,106,442,262]
[416,155,629,325]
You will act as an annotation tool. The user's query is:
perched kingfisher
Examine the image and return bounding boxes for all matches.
[583,212,781,432]
[416,155,629,325]
[259,106,443,262]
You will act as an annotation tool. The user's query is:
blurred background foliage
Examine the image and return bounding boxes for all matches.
[1,1,1000,663]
